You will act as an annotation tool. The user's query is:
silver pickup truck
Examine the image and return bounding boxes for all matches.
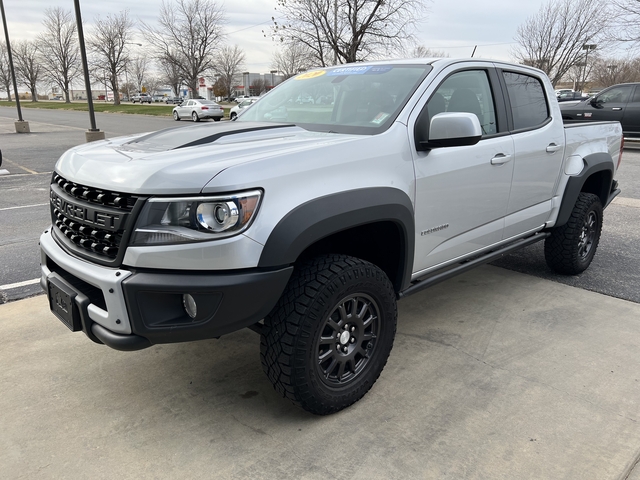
[41,59,623,414]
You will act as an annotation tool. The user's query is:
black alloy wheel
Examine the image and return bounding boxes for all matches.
[545,192,603,275]
[261,255,397,415]
[315,293,381,386]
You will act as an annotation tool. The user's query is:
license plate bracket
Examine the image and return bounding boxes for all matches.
[47,274,82,332]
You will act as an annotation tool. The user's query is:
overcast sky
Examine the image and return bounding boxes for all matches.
[2,0,551,72]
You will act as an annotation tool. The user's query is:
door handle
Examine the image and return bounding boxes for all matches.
[546,143,563,153]
[490,154,512,165]
[612,107,623,111]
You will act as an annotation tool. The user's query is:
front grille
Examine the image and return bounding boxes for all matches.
[50,174,142,263]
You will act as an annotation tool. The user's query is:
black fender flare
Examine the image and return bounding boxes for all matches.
[258,187,415,291]
[556,152,614,227]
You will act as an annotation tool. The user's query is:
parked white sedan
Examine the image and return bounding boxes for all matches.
[229,97,260,120]
[173,99,224,122]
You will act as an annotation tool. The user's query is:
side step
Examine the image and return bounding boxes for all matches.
[398,232,550,299]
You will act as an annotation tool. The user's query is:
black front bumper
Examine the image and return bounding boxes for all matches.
[89,267,293,351]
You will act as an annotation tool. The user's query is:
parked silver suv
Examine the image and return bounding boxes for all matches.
[131,94,152,104]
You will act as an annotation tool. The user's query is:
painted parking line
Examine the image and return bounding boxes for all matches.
[0,171,52,178]
[2,157,38,175]
[0,278,40,290]
[0,203,48,212]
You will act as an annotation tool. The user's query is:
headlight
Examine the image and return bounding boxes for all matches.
[131,190,262,245]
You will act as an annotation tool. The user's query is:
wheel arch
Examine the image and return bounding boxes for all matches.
[258,188,415,293]
[556,152,613,227]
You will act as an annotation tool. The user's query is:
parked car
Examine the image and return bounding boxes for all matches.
[131,94,152,104]
[165,97,183,105]
[229,97,259,119]
[172,99,224,122]
[555,89,574,97]
[557,91,587,102]
[560,82,640,137]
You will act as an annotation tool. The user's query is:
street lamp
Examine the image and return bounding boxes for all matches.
[73,0,105,142]
[580,43,597,93]
[0,0,29,133]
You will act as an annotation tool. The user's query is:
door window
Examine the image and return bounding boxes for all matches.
[597,86,633,104]
[426,70,497,135]
[502,72,549,131]
[629,86,640,103]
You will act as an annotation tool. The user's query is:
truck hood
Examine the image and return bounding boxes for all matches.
[55,122,362,194]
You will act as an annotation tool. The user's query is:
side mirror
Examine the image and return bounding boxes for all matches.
[590,97,602,107]
[418,112,483,150]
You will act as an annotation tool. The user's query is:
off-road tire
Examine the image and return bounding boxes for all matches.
[260,255,397,415]
[544,192,603,275]
[173,111,180,121]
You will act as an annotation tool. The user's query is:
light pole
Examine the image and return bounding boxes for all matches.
[580,44,597,93]
[0,0,29,133]
[73,0,105,142]
[607,64,617,86]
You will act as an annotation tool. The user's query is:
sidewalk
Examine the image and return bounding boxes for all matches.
[2,265,640,479]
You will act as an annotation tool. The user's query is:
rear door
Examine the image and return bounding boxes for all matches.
[497,68,565,238]
[620,85,640,136]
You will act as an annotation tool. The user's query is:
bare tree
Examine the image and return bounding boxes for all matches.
[212,76,226,98]
[88,11,135,105]
[250,78,266,96]
[130,55,149,93]
[591,57,640,87]
[512,0,613,87]
[268,0,426,67]
[0,42,12,101]
[142,0,225,98]
[158,54,183,96]
[12,41,41,101]
[271,43,315,79]
[143,75,164,98]
[610,0,640,47]
[411,46,450,58]
[213,44,245,98]
[38,7,81,103]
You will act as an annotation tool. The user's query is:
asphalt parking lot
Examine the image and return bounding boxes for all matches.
[1,107,640,479]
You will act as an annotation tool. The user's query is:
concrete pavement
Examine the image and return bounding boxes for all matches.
[2,265,640,479]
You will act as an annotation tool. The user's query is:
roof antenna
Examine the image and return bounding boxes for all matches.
[471,45,477,58]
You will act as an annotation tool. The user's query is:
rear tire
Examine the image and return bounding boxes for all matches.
[192,112,200,122]
[261,255,397,415]
[544,192,603,275]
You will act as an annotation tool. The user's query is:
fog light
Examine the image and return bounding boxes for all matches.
[182,294,197,319]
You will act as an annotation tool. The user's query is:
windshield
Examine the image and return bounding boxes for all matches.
[238,64,431,134]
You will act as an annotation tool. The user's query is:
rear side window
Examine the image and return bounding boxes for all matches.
[502,72,549,131]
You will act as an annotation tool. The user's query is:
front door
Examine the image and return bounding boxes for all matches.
[580,85,633,124]
[411,68,514,274]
